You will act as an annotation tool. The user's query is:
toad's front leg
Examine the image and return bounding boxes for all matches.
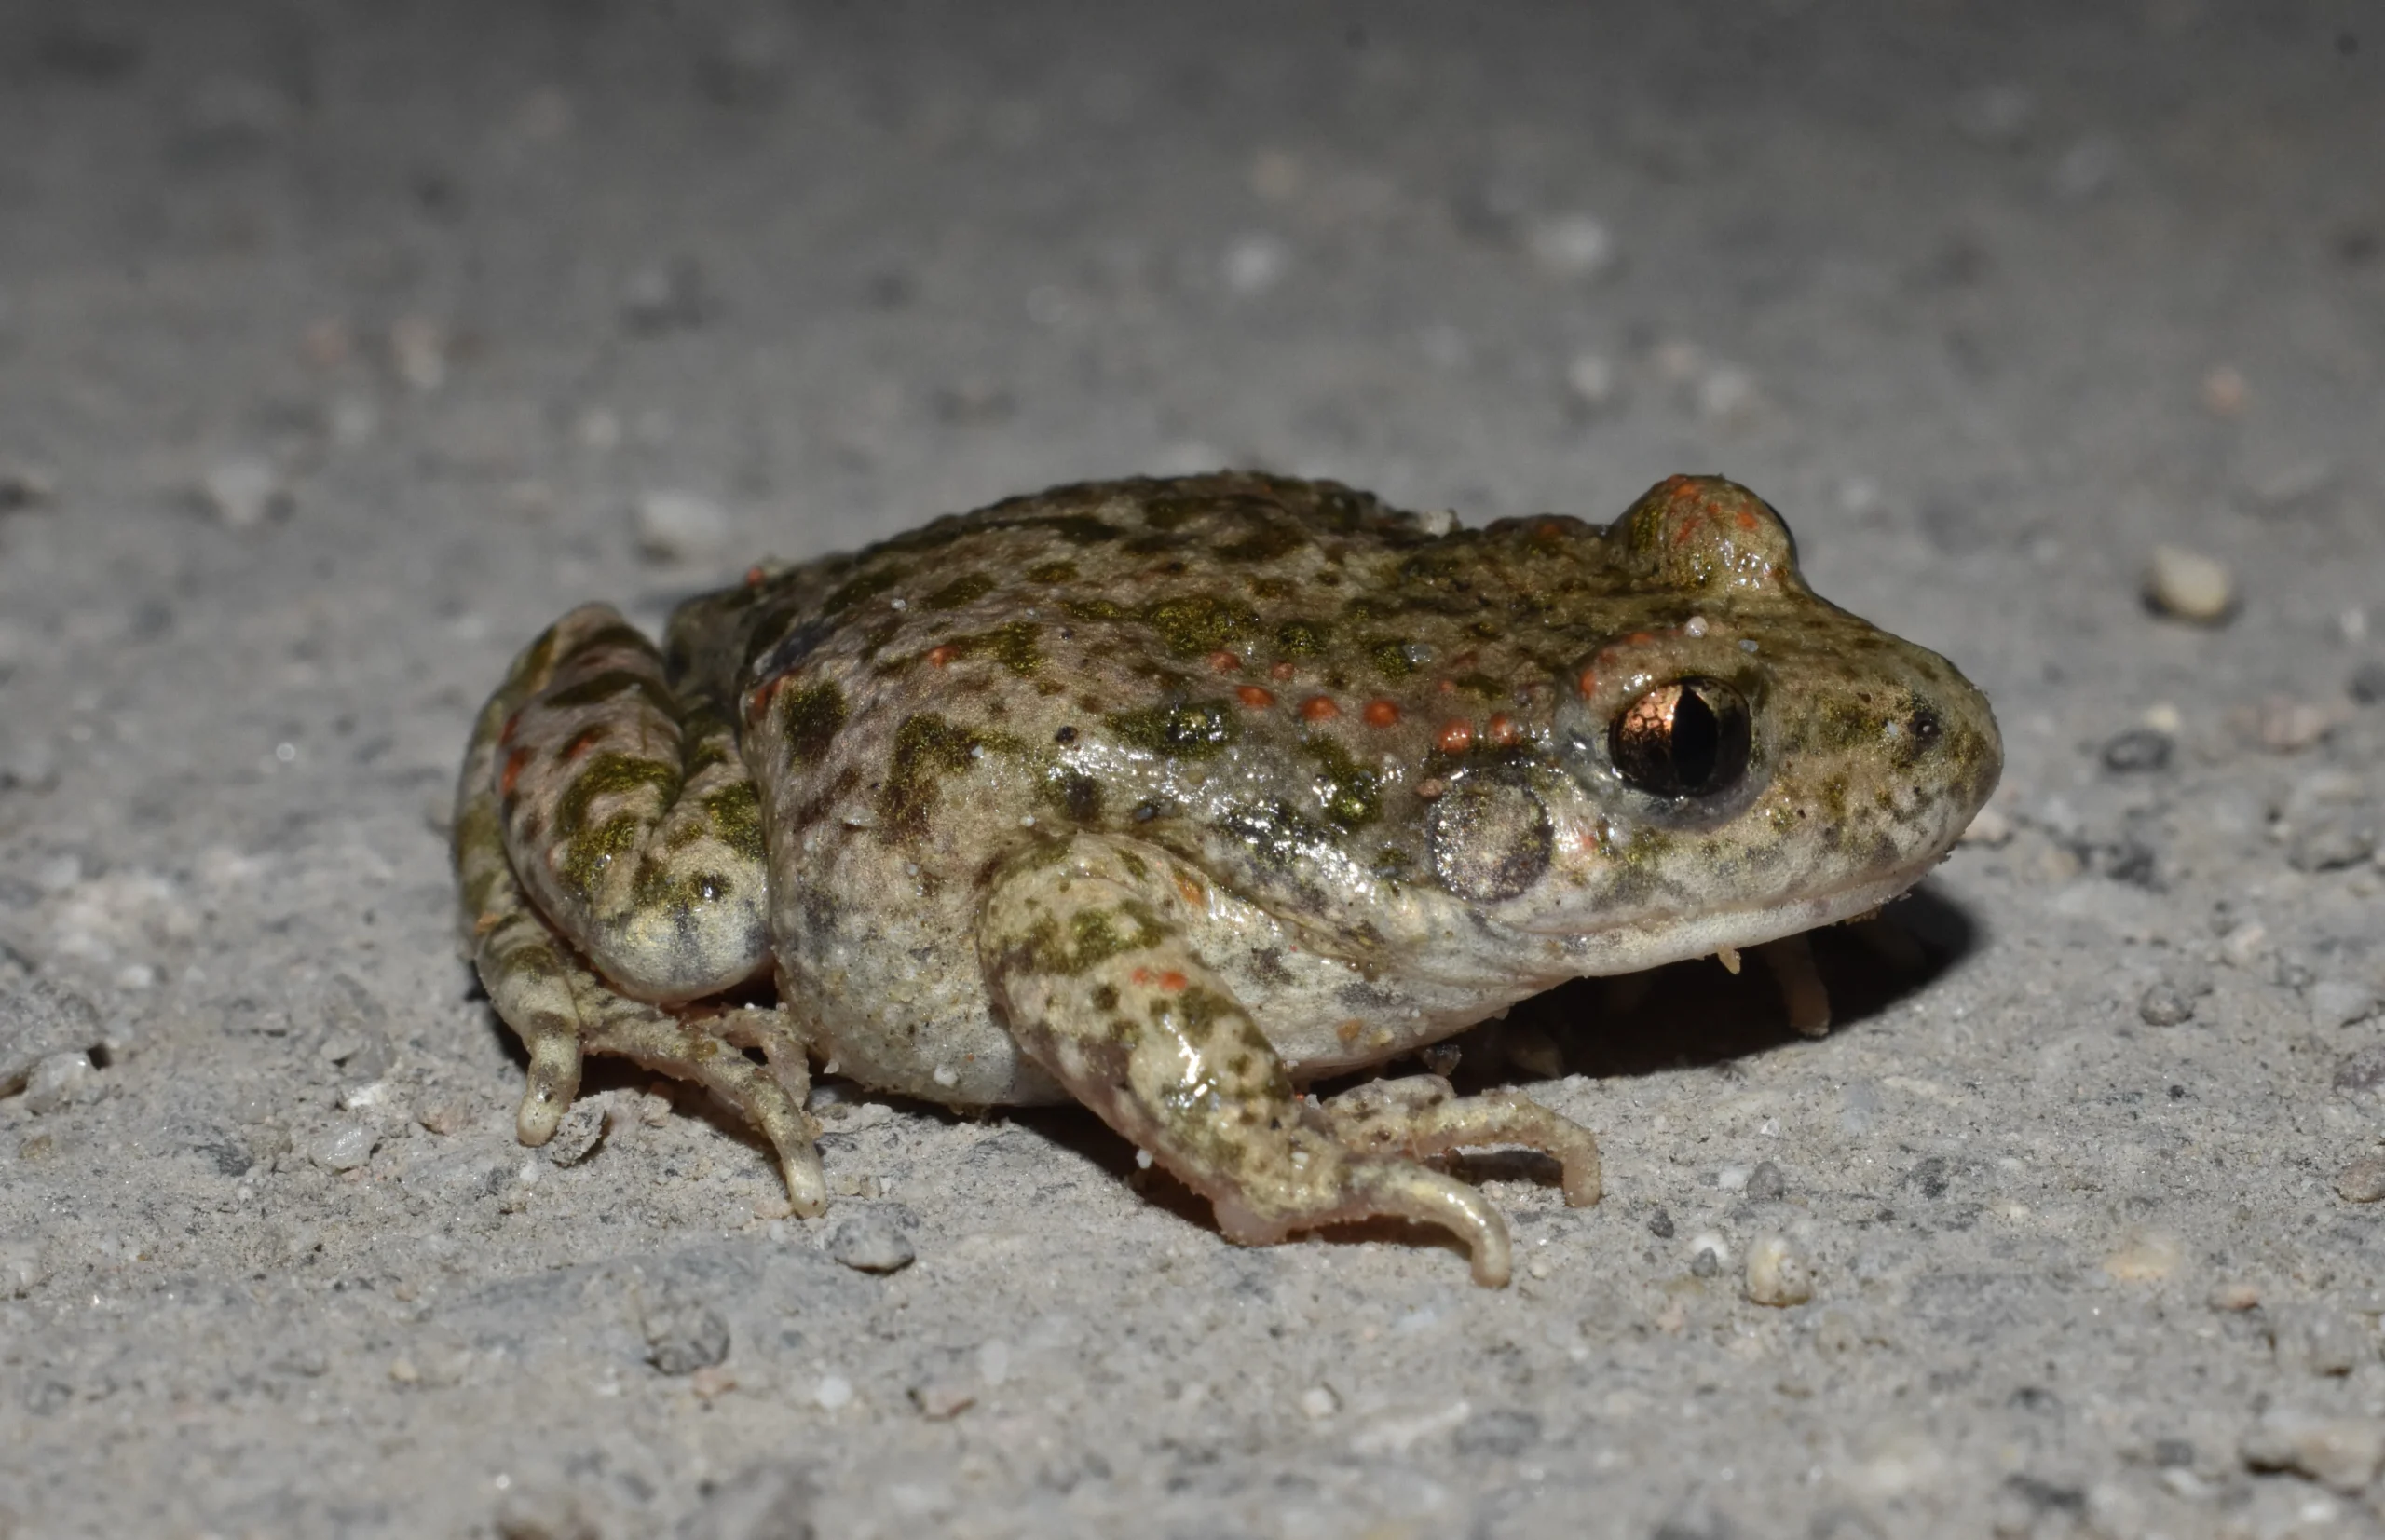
[978,833,1599,1287]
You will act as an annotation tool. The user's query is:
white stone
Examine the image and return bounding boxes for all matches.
[1744,1234,1814,1307]
[21,1051,96,1114]
[310,1121,376,1172]
[814,1374,854,1411]
[2146,544,2233,623]
[1525,212,1614,279]
[201,455,287,529]
[634,490,732,563]
[1221,233,1289,296]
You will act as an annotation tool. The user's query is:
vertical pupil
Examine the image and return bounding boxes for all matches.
[1670,685,1720,788]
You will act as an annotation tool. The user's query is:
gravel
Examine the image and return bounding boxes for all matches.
[641,1288,731,1376]
[2098,728,2173,774]
[2144,545,2234,624]
[2240,1409,2385,1494]
[2337,1157,2385,1205]
[822,1205,917,1274]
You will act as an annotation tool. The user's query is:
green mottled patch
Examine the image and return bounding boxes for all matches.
[780,681,849,764]
[1274,618,1332,657]
[1091,982,1119,1011]
[703,782,765,861]
[1063,597,1137,624]
[1044,770,1106,823]
[879,713,987,843]
[1144,593,1256,656]
[941,620,1043,676]
[1105,700,1239,760]
[1024,901,1166,976]
[1451,672,1507,702]
[925,572,997,610]
[1304,735,1382,828]
[560,811,642,898]
[822,566,905,616]
[543,668,676,716]
[630,853,737,913]
[555,752,678,837]
[1368,637,1417,678]
[1027,561,1078,583]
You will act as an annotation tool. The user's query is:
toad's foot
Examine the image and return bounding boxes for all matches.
[981,833,1600,1287]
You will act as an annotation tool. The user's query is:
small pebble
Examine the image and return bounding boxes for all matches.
[2288,820,2376,874]
[0,1243,45,1298]
[2337,1156,2385,1204]
[2240,1408,2385,1494]
[2253,697,2333,753]
[20,1051,96,1114]
[2137,983,2197,1027]
[1563,352,1617,411]
[1957,805,2014,847]
[1524,212,1614,280]
[1646,1206,1675,1239]
[416,1101,473,1137]
[199,454,289,529]
[910,1381,975,1420]
[2218,921,2269,970]
[2335,1046,2385,1093]
[824,1205,917,1274]
[641,1289,729,1375]
[2144,544,2234,624]
[1220,232,1290,296]
[1689,1247,1719,1279]
[2270,1306,2365,1377]
[541,1098,608,1166]
[2101,1229,2180,1282]
[2200,364,2248,417]
[309,1121,376,1172]
[1743,1235,1813,1307]
[634,489,732,564]
[1748,1161,1787,1202]
[2099,728,2173,774]
[388,316,447,391]
[813,1373,854,1411]
[2349,661,2385,706]
[2207,1281,2262,1312]
[2307,979,2377,1029]
[1299,1384,1340,1420]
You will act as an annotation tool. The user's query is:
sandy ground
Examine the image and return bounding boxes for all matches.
[2,2,2383,1535]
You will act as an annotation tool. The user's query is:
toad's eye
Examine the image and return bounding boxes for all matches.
[1610,678,1751,798]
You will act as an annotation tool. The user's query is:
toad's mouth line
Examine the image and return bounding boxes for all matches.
[1517,853,1951,975]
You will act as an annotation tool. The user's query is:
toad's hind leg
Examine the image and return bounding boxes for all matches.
[455,606,822,1212]
[979,833,1601,1287]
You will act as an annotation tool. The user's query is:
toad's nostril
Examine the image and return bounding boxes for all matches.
[1909,703,1942,747]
